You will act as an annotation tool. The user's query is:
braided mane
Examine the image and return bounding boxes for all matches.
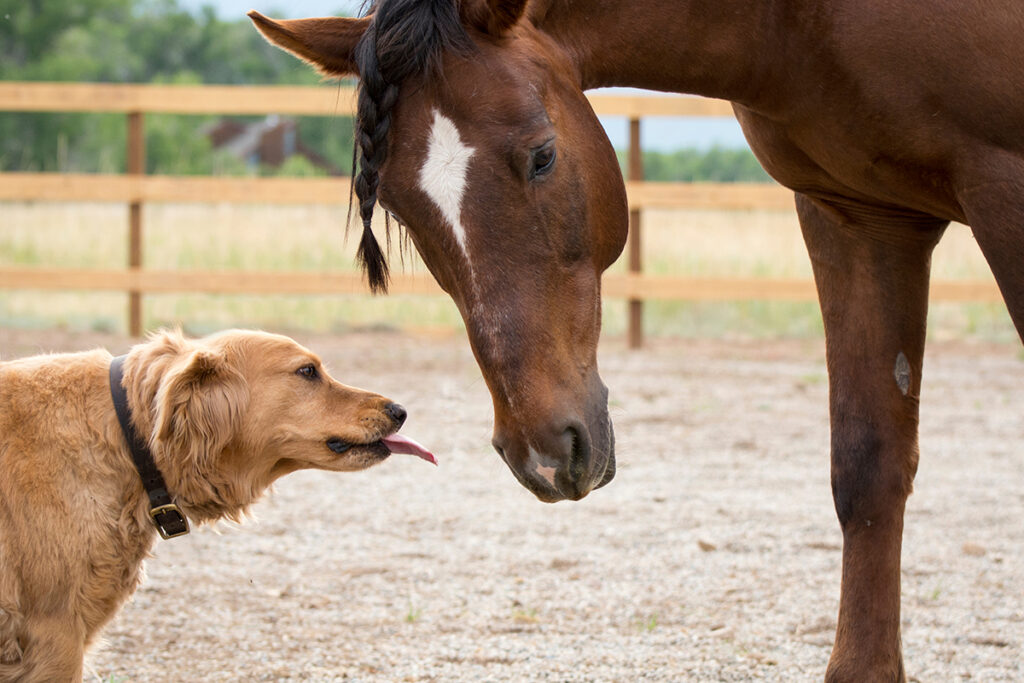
[353,0,474,293]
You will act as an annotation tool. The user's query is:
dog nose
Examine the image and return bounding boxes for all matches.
[384,402,407,428]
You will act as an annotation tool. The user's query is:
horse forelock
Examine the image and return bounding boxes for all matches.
[365,0,473,82]
[350,0,475,292]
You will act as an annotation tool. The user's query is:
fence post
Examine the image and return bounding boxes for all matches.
[627,117,644,349]
[126,111,145,337]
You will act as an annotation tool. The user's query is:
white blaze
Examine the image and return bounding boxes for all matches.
[419,110,516,400]
[419,110,476,259]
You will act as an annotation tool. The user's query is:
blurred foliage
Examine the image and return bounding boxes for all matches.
[618,147,773,183]
[0,0,323,86]
[0,0,354,174]
[0,0,768,180]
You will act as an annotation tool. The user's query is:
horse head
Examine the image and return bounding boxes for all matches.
[250,0,628,502]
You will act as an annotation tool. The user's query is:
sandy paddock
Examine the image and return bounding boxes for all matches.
[0,327,1020,682]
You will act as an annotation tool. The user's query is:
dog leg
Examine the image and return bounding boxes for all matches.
[16,613,86,683]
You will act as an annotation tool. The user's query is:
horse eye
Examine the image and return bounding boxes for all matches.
[530,144,557,179]
[296,364,319,380]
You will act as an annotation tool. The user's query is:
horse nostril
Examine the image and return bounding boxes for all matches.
[564,423,589,484]
[384,402,407,428]
[491,437,509,465]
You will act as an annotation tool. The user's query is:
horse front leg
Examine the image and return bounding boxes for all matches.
[795,194,948,682]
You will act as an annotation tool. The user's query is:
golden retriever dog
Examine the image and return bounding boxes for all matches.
[0,329,434,681]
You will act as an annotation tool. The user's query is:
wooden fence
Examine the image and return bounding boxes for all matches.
[0,82,1003,344]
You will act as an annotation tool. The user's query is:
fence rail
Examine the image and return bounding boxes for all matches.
[0,172,795,210]
[0,82,1003,342]
[0,265,999,303]
[0,81,737,116]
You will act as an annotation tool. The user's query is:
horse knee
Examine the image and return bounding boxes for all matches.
[830,416,919,529]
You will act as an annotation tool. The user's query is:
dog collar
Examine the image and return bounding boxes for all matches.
[109,355,190,540]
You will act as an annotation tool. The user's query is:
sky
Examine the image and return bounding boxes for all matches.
[185,0,750,151]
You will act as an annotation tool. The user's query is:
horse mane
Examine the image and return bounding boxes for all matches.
[352,0,474,293]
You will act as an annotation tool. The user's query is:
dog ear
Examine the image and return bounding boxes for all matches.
[154,348,248,468]
[249,11,370,77]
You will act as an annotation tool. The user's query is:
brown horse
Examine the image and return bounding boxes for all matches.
[249,1,1024,680]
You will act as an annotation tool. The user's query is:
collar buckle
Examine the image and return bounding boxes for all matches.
[149,503,190,540]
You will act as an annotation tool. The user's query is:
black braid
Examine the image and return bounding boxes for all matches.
[353,32,395,293]
[350,0,474,294]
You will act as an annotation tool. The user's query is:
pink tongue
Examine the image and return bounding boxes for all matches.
[381,433,437,465]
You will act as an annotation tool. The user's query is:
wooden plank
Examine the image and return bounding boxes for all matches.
[627,117,644,349]
[0,173,792,211]
[126,111,145,337]
[587,94,734,118]
[0,82,359,117]
[0,173,351,205]
[134,175,350,204]
[625,181,794,211]
[0,173,136,202]
[0,267,444,296]
[603,274,820,301]
[602,275,1005,303]
[0,82,734,119]
[0,267,1003,303]
[929,280,1006,303]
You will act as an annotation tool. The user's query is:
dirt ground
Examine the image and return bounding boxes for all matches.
[1,327,1021,682]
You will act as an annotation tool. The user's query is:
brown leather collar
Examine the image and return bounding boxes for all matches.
[109,355,190,540]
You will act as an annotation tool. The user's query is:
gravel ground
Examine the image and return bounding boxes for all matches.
[1,328,1021,682]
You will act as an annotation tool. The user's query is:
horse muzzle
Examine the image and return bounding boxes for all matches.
[492,399,616,503]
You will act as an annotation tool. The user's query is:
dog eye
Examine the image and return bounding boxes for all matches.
[296,364,319,380]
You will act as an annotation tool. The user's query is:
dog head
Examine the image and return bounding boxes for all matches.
[131,329,432,522]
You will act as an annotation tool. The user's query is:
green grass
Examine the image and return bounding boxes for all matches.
[511,607,540,624]
[635,614,659,632]
[404,604,422,623]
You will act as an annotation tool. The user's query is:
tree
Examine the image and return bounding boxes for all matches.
[0,0,355,173]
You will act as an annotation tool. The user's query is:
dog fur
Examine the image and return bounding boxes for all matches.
[0,329,412,681]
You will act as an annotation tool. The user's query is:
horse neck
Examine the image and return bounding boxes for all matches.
[541,0,785,105]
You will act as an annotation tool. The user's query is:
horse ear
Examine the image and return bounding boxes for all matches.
[466,0,529,36]
[248,11,370,76]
